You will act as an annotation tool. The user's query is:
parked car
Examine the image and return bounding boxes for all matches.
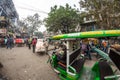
[35,39,46,53]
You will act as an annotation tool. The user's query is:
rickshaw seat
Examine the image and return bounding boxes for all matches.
[69,48,81,64]
[98,61,114,80]
[71,59,85,73]
[69,48,85,73]
[57,48,85,73]
[58,61,66,70]
[58,48,81,71]
[58,61,66,67]
[109,48,120,70]
[57,55,66,70]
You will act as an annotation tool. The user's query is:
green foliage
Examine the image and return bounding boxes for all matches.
[79,0,120,29]
[34,31,43,38]
[23,13,42,35]
[44,4,81,33]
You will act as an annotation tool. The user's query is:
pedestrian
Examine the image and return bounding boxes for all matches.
[26,38,29,46]
[102,40,107,53]
[81,41,87,55]
[44,40,49,54]
[81,41,92,60]
[10,36,14,48]
[86,41,92,60]
[28,38,32,49]
[4,37,7,46]
[6,37,11,49]
[32,38,37,53]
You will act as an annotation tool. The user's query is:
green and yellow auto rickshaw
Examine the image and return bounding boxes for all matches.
[48,30,120,80]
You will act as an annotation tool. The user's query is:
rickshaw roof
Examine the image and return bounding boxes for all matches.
[51,30,120,40]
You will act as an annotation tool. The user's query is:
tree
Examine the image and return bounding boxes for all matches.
[19,20,28,33]
[79,0,120,29]
[44,4,81,33]
[23,13,42,35]
[34,31,43,38]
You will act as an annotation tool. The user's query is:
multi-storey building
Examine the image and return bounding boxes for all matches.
[80,13,97,31]
[80,0,120,31]
[0,0,19,36]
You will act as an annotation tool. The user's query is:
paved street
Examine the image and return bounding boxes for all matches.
[0,46,59,80]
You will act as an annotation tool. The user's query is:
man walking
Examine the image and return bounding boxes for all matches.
[32,38,37,53]
[6,37,10,49]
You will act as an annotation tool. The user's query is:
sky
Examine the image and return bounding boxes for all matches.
[13,0,80,32]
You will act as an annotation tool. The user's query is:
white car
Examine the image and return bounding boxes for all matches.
[35,39,46,53]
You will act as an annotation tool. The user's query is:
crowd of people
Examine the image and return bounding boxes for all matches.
[25,38,37,53]
[0,35,14,49]
[80,38,120,60]
[0,35,50,54]
[26,38,49,54]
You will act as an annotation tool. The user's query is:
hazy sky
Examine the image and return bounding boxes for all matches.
[13,0,80,32]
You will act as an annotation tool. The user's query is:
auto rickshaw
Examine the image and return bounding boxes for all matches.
[48,30,120,80]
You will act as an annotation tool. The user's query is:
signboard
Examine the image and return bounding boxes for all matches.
[0,16,6,21]
[0,29,7,34]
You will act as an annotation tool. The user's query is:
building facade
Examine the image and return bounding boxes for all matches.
[80,14,97,31]
[0,0,19,36]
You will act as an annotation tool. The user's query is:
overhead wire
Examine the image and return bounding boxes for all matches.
[13,2,48,15]
[17,6,48,14]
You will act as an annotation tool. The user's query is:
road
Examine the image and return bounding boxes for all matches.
[0,46,60,80]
